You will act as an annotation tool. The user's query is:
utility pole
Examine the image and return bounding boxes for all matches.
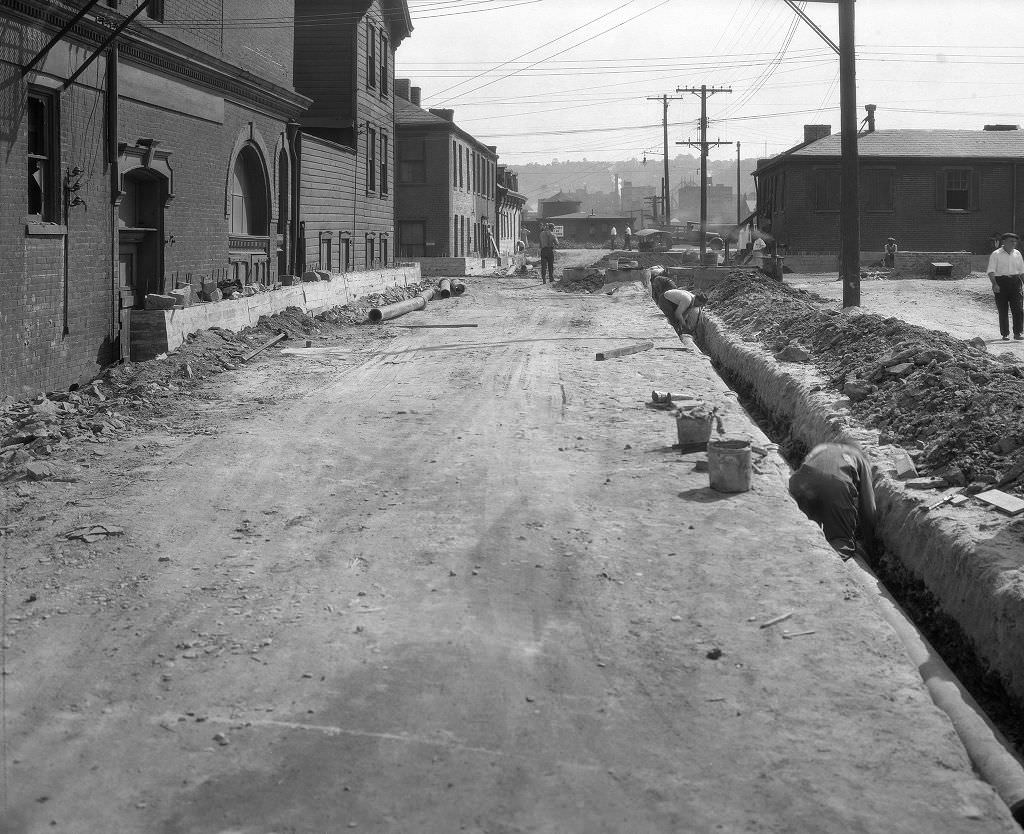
[647,94,686,230]
[643,195,661,225]
[677,85,732,265]
[736,141,742,226]
[800,0,859,307]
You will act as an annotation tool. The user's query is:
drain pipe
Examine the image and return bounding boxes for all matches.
[368,288,435,323]
[847,554,1024,825]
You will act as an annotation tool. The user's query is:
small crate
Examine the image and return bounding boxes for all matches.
[931,262,953,278]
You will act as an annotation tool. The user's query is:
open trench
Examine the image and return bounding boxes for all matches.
[682,304,1024,825]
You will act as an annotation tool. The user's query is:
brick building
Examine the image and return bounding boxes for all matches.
[293,0,412,273]
[0,0,309,397]
[496,165,526,256]
[394,82,498,258]
[755,122,1024,254]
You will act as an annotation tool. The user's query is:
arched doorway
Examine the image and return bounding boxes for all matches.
[228,144,271,287]
[118,169,168,309]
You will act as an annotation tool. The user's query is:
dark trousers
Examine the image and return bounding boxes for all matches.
[994,275,1024,336]
[540,247,554,281]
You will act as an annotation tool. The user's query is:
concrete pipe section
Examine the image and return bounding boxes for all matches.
[367,288,436,323]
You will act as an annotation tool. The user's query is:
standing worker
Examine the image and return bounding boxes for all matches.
[788,443,877,562]
[884,237,898,268]
[539,223,559,284]
[987,231,1024,341]
[609,225,618,250]
[624,225,633,251]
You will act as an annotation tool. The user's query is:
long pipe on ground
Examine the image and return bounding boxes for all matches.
[847,555,1024,824]
[437,279,452,299]
[368,288,435,324]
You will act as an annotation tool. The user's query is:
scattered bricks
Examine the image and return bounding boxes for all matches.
[886,363,915,378]
[887,447,918,481]
[844,379,874,401]
[775,343,811,363]
[145,294,178,311]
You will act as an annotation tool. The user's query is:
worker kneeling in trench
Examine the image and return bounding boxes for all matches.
[654,282,707,346]
[788,443,878,561]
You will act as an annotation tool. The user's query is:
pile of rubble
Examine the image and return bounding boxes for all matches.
[555,269,607,294]
[0,283,435,483]
[706,271,1024,489]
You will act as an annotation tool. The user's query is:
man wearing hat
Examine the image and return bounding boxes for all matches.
[883,237,897,268]
[987,232,1024,340]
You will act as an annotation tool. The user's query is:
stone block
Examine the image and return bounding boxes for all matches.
[775,343,811,363]
[145,294,177,311]
[201,288,223,303]
[889,448,918,480]
[168,288,192,308]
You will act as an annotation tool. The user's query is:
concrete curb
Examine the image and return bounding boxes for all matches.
[694,312,1024,701]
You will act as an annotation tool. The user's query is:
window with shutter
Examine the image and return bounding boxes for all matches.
[813,168,840,211]
[367,126,377,193]
[945,168,970,210]
[380,33,389,96]
[381,133,389,195]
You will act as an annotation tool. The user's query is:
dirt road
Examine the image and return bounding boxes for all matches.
[1,264,1017,832]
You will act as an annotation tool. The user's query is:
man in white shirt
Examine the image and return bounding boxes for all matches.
[609,226,618,249]
[987,231,1024,340]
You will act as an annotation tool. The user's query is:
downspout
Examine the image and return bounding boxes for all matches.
[286,120,301,275]
[107,46,119,348]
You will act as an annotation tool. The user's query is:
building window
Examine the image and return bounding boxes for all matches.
[400,221,426,257]
[27,89,58,221]
[230,146,268,235]
[365,234,377,267]
[366,125,377,193]
[341,235,351,271]
[380,133,389,196]
[379,32,389,96]
[458,146,464,189]
[812,168,841,212]
[380,235,389,266]
[366,23,377,89]
[399,138,426,184]
[863,169,894,212]
[146,0,164,21]
[942,168,966,211]
[452,142,458,187]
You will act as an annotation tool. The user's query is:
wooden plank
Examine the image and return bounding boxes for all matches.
[975,489,1024,516]
[595,341,655,361]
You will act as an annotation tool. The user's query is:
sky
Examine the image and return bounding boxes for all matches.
[397,0,1024,165]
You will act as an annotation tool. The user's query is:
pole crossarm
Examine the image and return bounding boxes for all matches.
[784,0,840,55]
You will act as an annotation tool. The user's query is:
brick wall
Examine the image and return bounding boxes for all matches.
[769,159,1021,254]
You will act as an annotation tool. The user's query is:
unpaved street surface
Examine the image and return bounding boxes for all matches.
[1,265,1018,832]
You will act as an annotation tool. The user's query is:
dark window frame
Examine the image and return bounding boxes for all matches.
[379,31,389,97]
[27,87,59,223]
[380,132,389,196]
[945,167,970,211]
[812,167,841,213]
[366,23,377,90]
[863,167,895,213]
[399,138,426,184]
[366,124,377,194]
[146,0,164,21]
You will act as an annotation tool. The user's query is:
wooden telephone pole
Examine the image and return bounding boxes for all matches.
[647,94,687,228]
[794,0,859,307]
[677,85,732,265]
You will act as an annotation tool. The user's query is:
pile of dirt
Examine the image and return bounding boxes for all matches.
[0,282,435,483]
[704,270,1024,490]
[554,269,607,294]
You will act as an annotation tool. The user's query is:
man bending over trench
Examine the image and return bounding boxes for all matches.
[788,443,877,561]
[652,278,707,345]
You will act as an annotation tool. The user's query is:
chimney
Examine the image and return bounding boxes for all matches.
[803,124,831,144]
[394,78,411,101]
[984,124,1020,131]
[410,87,421,107]
[864,104,876,133]
[429,108,454,122]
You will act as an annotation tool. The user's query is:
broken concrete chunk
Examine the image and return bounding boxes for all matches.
[144,294,177,311]
[774,343,811,363]
[885,362,915,377]
[168,288,192,308]
[889,448,918,481]
[967,336,987,351]
[844,379,874,401]
[24,460,58,481]
[915,349,953,365]
[904,477,947,490]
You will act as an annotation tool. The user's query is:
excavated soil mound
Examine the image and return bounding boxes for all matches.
[554,269,607,294]
[705,270,1024,490]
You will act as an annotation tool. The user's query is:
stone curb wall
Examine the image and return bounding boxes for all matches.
[695,310,1024,700]
[131,265,421,361]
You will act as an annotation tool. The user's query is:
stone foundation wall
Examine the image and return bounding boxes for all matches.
[130,265,421,361]
[894,251,973,280]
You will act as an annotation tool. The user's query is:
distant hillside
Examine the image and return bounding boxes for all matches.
[511,155,760,213]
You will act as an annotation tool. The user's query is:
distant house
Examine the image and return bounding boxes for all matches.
[754,122,1024,254]
[537,213,637,244]
[539,192,582,218]
[293,0,413,272]
[394,82,498,258]
[496,166,527,256]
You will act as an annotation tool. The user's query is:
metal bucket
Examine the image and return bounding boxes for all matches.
[675,404,713,453]
[708,438,752,493]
